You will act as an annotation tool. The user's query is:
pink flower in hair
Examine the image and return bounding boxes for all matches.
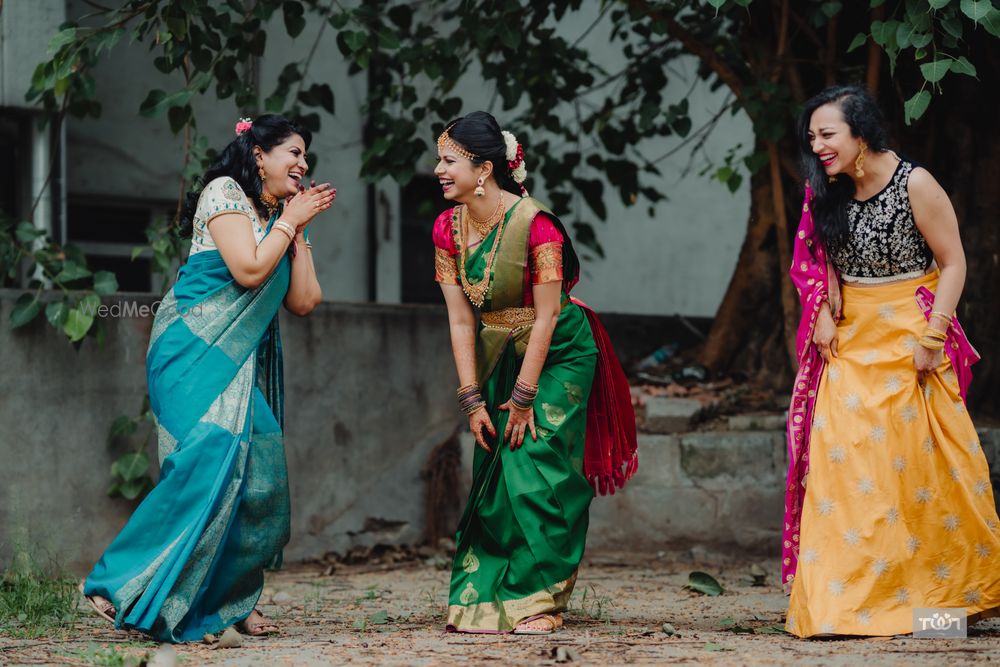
[235,117,253,136]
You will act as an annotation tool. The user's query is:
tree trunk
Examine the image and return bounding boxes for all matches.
[700,140,794,389]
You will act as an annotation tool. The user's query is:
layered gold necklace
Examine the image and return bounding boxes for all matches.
[466,193,505,237]
[457,199,509,307]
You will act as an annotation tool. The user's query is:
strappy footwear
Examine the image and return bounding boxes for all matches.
[78,581,117,624]
[513,613,563,635]
[236,608,280,636]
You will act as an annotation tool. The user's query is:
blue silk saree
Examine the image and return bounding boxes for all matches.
[83,241,292,642]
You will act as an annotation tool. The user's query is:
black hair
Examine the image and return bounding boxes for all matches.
[178,114,312,238]
[442,111,521,195]
[796,85,890,254]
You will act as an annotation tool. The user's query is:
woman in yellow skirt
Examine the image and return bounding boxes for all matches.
[782,85,1000,637]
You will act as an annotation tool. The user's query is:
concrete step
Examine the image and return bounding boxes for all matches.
[641,396,712,434]
[727,413,787,432]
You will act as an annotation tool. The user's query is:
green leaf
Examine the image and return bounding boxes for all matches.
[343,31,367,53]
[47,28,78,54]
[45,301,69,328]
[140,88,193,117]
[369,609,389,625]
[54,260,92,283]
[63,305,95,342]
[282,1,306,38]
[108,415,138,441]
[928,0,951,8]
[131,246,145,261]
[119,477,151,500]
[941,15,964,38]
[950,56,977,76]
[111,451,150,482]
[92,270,119,296]
[9,294,42,330]
[981,8,1000,37]
[904,89,932,124]
[704,642,730,651]
[377,30,401,50]
[847,32,868,52]
[821,2,842,18]
[961,0,992,22]
[14,222,45,244]
[686,571,724,596]
[920,59,951,83]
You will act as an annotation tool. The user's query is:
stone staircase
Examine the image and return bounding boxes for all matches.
[587,397,1000,556]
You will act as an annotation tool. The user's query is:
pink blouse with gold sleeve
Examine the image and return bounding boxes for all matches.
[432,208,564,305]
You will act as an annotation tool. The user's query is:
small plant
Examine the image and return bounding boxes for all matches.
[0,557,79,638]
[569,584,615,623]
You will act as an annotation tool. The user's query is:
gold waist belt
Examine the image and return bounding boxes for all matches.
[480,306,536,330]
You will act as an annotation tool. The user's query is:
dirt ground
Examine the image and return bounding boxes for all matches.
[3,550,999,666]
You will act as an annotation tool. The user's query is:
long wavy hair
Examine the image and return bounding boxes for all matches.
[796,85,890,254]
[442,111,521,196]
[178,114,312,238]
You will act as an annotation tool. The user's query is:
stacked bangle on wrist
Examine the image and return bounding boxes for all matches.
[919,325,948,351]
[509,377,538,411]
[930,310,953,328]
[273,220,296,241]
[457,382,486,415]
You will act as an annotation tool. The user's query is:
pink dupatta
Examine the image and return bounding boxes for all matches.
[781,182,981,590]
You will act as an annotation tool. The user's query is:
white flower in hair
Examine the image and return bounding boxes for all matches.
[502,130,518,161]
[512,164,528,183]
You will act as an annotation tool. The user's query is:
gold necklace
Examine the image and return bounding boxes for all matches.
[260,189,280,217]
[457,204,508,307]
[465,193,504,238]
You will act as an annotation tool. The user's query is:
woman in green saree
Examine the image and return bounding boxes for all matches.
[81,115,334,641]
[433,112,638,634]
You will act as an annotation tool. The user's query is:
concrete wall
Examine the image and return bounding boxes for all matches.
[0,0,66,108]
[3,292,999,575]
[0,290,462,573]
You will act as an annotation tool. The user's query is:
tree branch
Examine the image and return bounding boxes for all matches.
[628,0,744,100]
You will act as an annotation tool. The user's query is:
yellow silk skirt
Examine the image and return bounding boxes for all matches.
[786,273,1000,637]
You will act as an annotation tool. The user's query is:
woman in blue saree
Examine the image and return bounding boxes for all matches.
[81,115,334,641]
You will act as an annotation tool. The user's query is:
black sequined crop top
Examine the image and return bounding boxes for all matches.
[829,159,934,283]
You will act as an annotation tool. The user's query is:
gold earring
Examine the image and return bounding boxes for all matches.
[258,166,266,182]
[474,177,485,198]
[855,142,867,178]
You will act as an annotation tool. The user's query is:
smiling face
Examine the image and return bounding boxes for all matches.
[807,103,865,177]
[256,133,308,198]
[433,148,489,202]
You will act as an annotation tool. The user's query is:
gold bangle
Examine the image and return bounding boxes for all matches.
[272,221,295,241]
[930,310,953,323]
[922,328,948,340]
[919,338,945,350]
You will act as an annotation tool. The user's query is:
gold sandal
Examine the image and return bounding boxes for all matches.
[78,581,116,624]
[236,608,280,636]
[513,613,562,635]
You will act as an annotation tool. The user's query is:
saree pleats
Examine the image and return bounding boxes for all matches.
[786,273,1000,637]
[84,249,291,642]
[446,199,598,632]
[447,303,596,632]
